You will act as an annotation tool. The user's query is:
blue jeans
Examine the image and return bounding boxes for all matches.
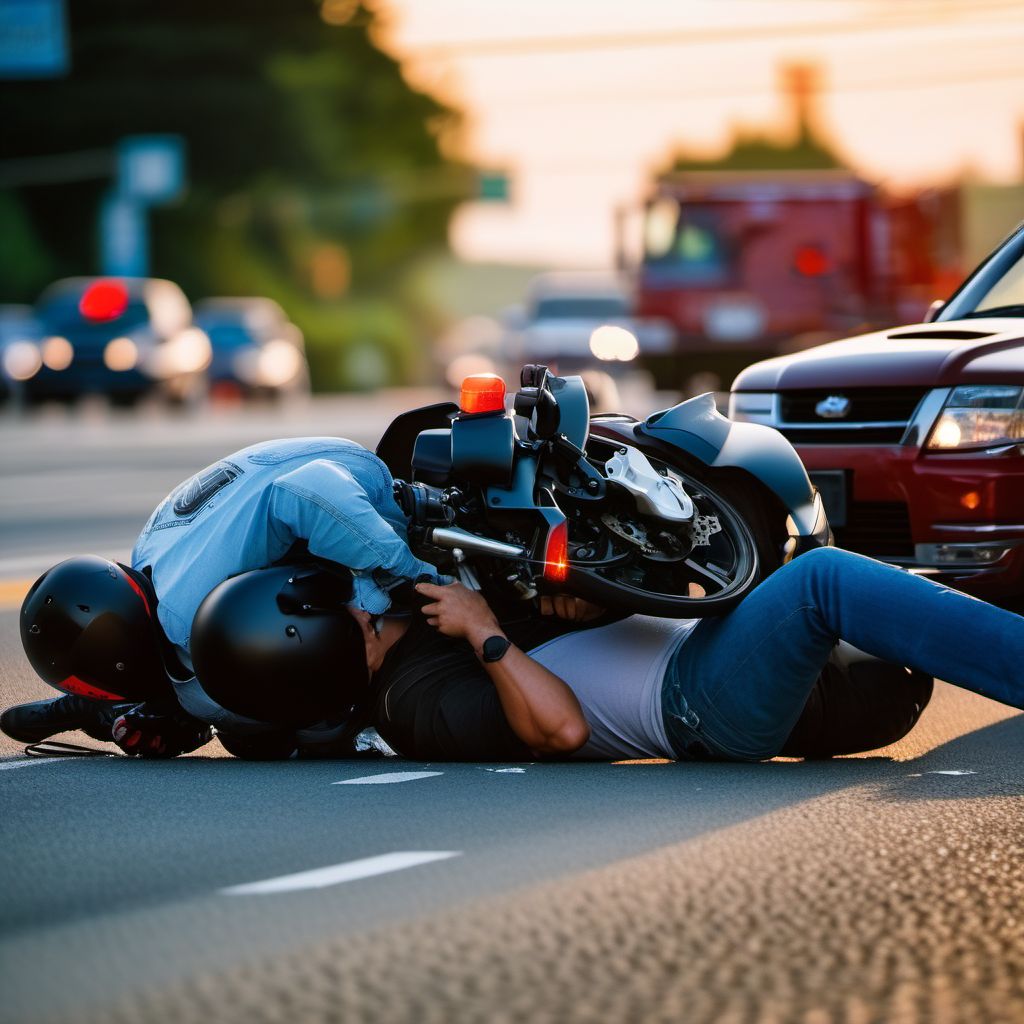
[661,547,1024,761]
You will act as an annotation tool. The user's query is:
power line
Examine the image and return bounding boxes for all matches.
[463,64,1024,111]
[403,8,1024,60]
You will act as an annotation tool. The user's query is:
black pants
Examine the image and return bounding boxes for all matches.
[779,655,933,759]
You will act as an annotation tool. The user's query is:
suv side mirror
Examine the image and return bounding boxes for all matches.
[924,299,945,323]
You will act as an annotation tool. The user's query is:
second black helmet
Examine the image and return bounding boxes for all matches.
[190,564,368,728]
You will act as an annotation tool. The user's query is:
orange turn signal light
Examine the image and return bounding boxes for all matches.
[459,373,506,415]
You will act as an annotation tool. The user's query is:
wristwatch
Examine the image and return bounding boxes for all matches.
[480,634,512,663]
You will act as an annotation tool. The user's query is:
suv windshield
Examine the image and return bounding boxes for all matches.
[941,226,1024,320]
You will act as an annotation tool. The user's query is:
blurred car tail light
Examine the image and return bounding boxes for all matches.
[589,324,639,361]
[460,373,506,415]
[80,280,129,322]
[3,341,42,381]
[257,340,303,387]
[104,337,138,371]
[41,336,74,371]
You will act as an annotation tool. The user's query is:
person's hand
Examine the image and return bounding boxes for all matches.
[538,594,606,622]
[415,581,502,647]
[112,703,214,759]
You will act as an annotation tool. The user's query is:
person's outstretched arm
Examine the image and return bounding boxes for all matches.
[416,581,590,755]
[269,458,437,590]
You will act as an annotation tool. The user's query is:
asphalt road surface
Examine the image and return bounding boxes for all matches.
[2,397,1023,1024]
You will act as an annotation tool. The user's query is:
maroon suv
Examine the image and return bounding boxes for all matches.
[730,223,1024,607]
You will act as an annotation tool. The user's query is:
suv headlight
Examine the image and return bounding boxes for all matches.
[927,385,1024,450]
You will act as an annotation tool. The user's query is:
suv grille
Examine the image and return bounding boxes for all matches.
[780,388,928,422]
[777,388,929,446]
[833,502,914,558]
[782,426,907,445]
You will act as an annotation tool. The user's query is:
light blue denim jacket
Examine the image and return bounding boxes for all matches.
[131,437,438,659]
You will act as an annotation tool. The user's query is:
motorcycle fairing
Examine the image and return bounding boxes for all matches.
[451,413,515,486]
[629,392,825,540]
[375,402,459,480]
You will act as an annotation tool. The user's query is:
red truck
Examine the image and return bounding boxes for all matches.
[631,169,953,361]
[729,222,1024,608]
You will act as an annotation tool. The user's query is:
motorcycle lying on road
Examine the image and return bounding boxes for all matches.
[379,364,831,619]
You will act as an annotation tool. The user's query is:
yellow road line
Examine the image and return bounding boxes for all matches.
[0,579,32,611]
[611,758,674,765]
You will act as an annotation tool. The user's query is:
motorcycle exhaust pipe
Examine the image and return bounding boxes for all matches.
[427,527,526,560]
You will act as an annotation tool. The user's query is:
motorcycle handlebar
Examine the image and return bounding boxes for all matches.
[394,480,453,528]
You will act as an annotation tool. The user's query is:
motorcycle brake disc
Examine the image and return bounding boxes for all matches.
[691,514,723,547]
[600,513,685,561]
[601,511,723,559]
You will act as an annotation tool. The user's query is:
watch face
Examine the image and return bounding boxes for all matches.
[482,635,510,662]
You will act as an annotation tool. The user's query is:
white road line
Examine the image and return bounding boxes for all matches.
[0,552,126,578]
[221,851,461,895]
[0,757,68,771]
[332,770,443,785]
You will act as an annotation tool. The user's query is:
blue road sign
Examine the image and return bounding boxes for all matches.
[117,136,186,204]
[0,0,68,78]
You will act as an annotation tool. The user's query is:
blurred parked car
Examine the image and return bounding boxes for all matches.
[19,277,211,406]
[501,272,670,411]
[730,221,1024,607]
[193,297,310,402]
[0,304,46,405]
[504,272,670,369]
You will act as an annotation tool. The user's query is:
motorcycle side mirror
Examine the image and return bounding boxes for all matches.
[520,363,549,389]
[514,365,561,440]
[532,390,561,439]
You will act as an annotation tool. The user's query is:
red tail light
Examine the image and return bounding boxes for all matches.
[79,280,129,322]
[543,520,569,583]
[460,373,506,415]
[793,246,830,277]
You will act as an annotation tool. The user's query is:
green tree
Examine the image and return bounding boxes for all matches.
[0,0,468,387]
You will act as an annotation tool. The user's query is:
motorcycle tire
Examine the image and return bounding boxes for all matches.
[563,469,784,619]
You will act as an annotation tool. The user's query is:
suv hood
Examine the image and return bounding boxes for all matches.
[733,318,1024,391]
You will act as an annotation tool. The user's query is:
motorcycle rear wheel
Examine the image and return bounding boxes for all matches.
[564,469,781,618]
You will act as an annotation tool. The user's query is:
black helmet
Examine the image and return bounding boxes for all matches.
[21,555,168,702]
[190,564,367,728]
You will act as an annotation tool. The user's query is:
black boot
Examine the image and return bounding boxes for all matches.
[0,696,134,744]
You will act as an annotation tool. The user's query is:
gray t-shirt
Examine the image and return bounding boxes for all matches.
[527,615,698,760]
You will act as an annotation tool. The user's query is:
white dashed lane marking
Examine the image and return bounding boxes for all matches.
[332,770,444,785]
[0,757,69,771]
[221,851,462,895]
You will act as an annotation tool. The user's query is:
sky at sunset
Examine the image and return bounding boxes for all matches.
[375,0,1024,266]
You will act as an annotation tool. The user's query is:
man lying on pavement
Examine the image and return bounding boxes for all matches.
[3,436,943,762]
[365,546,1018,765]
